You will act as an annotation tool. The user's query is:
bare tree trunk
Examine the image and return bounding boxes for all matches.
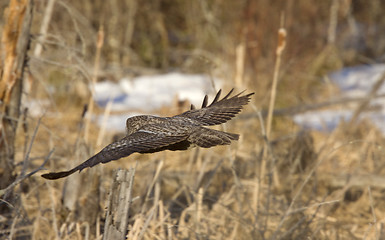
[0,0,33,192]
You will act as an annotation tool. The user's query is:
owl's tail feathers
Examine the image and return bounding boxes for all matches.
[41,167,79,180]
[41,153,102,180]
[42,137,135,180]
[189,127,239,148]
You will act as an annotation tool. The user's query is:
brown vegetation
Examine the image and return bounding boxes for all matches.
[1,0,385,239]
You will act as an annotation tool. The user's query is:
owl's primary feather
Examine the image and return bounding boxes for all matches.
[42,89,254,180]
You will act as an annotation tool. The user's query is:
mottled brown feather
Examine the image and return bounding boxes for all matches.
[176,88,254,126]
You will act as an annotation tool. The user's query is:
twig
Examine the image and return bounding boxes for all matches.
[96,97,112,148]
[0,149,54,197]
[234,42,246,88]
[195,187,204,235]
[84,25,104,143]
[364,186,378,240]
[348,70,385,126]
[252,110,265,217]
[259,25,287,236]
[33,0,56,57]
[47,180,60,240]
[143,160,163,206]
[194,154,209,191]
[123,0,137,64]
[288,200,340,214]
[327,0,339,44]
[137,207,156,240]
[8,213,19,240]
[266,26,286,138]
[78,222,90,240]
[19,115,43,179]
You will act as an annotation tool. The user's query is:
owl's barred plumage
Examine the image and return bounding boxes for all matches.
[42,89,254,180]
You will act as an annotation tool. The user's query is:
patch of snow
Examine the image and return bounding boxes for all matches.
[93,72,222,132]
[294,64,385,133]
[94,72,221,112]
[293,110,352,132]
[330,64,385,97]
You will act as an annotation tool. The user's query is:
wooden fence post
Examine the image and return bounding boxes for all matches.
[103,167,137,240]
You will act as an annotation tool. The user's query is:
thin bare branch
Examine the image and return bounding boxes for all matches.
[0,149,54,197]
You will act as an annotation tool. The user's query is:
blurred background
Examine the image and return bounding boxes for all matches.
[1,0,385,239]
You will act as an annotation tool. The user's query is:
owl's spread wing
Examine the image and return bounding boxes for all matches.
[176,89,254,126]
[41,126,189,180]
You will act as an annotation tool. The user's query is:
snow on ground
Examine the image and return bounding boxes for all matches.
[293,64,385,133]
[293,110,352,132]
[94,72,222,132]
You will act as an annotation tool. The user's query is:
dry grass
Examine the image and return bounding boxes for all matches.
[2,0,385,239]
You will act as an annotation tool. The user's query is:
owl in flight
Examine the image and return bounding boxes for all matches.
[42,89,254,180]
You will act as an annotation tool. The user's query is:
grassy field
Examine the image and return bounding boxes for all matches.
[1,0,385,239]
